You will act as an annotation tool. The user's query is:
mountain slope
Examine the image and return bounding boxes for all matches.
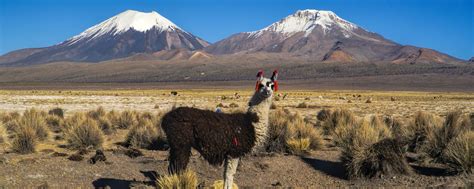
[1,10,209,66]
[206,9,462,64]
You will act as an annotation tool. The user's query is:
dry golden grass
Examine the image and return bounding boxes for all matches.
[211,180,239,189]
[48,107,64,118]
[116,110,138,129]
[156,170,198,189]
[286,138,311,155]
[442,131,474,173]
[285,113,323,153]
[406,111,442,153]
[322,109,357,135]
[336,116,406,179]
[424,111,472,162]
[65,117,104,149]
[0,122,7,144]
[87,106,107,120]
[125,119,163,149]
[267,109,323,154]
[11,124,37,154]
[45,114,64,133]
[15,109,50,141]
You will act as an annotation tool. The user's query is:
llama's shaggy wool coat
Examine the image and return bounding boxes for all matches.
[162,107,259,172]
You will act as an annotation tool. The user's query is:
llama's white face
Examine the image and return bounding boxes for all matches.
[255,70,278,99]
[256,78,275,98]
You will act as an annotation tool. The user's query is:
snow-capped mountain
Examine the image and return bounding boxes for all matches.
[206,9,459,63]
[2,10,209,65]
[248,10,358,38]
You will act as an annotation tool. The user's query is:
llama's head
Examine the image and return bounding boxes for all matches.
[254,70,278,99]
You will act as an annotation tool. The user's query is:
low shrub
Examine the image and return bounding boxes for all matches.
[156,170,198,189]
[317,109,332,121]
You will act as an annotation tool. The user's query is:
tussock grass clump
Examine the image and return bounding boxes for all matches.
[347,138,412,178]
[97,117,114,135]
[45,115,64,133]
[0,123,7,144]
[125,119,165,149]
[1,112,20,126]
[286,138,311,155]
[15,109,49,141]
[64,112,87,129]
[442,131,474,173]
[267,109,289,152]
[337,117,410,179]
[11,125,37,154]
[48,107,64,118]
[156,170,198,189]
[296,102,309,108]
[270,102,277,109]
[116,110,138,129]
[406,111,442,153]
[267,110,323,154]
[285,113,323,154]
[384,116,408,140]
[322,109,357,135]
[211,180,239,189]
[317,109,332,121]
[65,117,104,149]
[87,107,106,120]
[423,111,472,165]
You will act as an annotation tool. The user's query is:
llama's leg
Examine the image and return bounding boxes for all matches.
[223,157,239,189]
[168,145,192,174]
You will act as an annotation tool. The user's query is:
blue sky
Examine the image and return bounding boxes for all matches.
[0,0,472,59]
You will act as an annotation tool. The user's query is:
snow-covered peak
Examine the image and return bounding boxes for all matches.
[67,10,181,45]
[248,9,358,37]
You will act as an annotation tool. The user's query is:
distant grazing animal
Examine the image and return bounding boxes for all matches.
[161,70,278,189]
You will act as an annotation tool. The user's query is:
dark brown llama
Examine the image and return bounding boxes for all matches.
[161,70,278,189]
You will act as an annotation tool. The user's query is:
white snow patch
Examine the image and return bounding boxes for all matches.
[248,9,358,38]
[66,10,181,45]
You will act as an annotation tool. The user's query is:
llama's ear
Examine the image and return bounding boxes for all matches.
[256,70,264,80]
[255,70,264,91]
[271,70,278,81]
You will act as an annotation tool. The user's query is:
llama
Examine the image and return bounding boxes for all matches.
[161,70,278,189]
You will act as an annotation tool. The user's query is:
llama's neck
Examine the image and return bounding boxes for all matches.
[247,93,272,151]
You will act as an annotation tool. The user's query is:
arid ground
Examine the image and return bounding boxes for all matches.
[0,88,473,188]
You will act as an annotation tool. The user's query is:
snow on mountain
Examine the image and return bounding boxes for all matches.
[248,9,358,38]
[67,10,181,45]
[0,10,209,65]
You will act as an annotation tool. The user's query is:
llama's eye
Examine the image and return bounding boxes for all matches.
[270,84,274,89]
[266,82,270,87]
[259,84,264,88]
